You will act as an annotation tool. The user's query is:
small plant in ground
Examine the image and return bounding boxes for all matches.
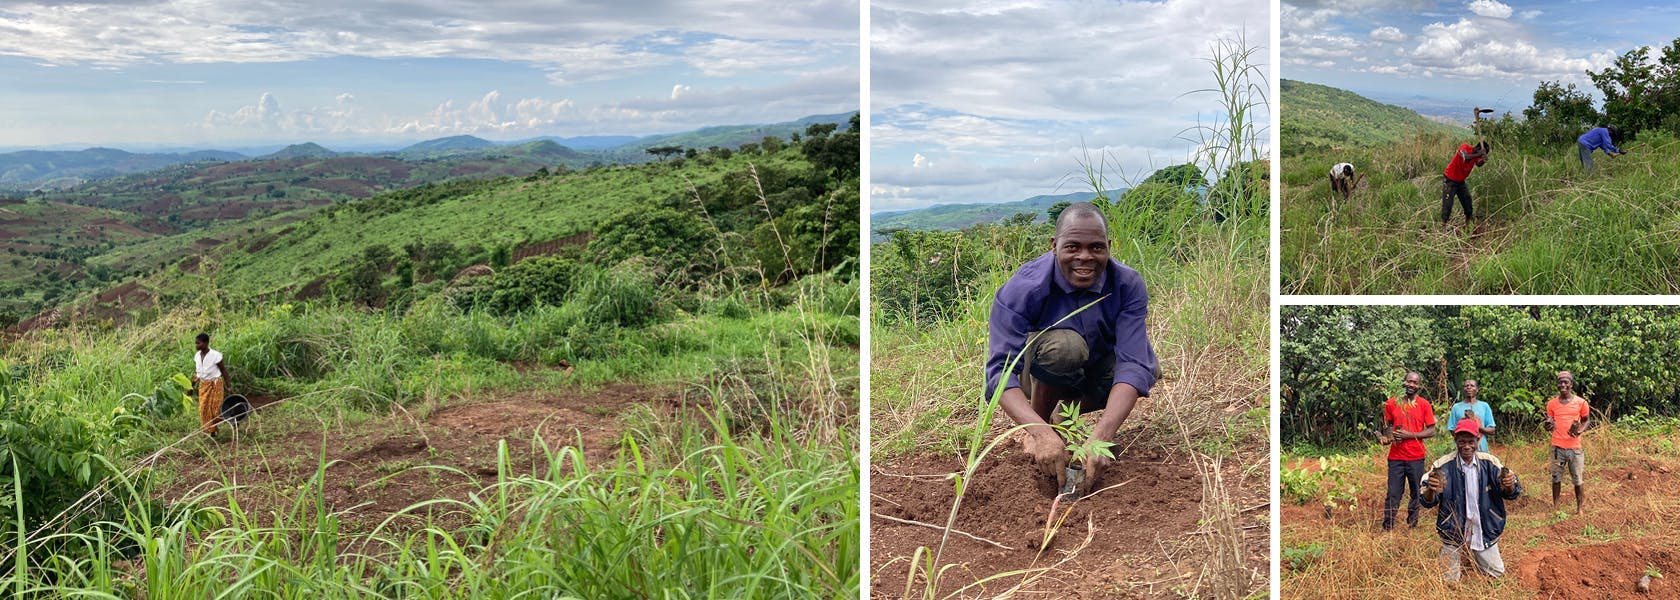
[1646,564,1664,579]
[1279,463,1322,505]
[1283,542,1324,572]
[1051,401,1116,471]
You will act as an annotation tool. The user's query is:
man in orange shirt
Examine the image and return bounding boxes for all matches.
[1379,371,1438,530]
[1441,141,1489,226]
[1543,371,1590,513]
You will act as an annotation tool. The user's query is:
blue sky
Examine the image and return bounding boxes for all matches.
[1283,0,1680,117]
[0,1,859,149]
[870,0,1271,213]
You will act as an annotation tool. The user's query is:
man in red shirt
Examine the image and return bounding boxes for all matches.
[1543,371,1591,513]
[1441,141,1490,226]
[1379,371,1438,530]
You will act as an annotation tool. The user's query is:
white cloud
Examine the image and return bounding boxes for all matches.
[671,84,690,100]
[1371,26,1408,43]
[912,153,929,168]
[0,1,859,84]
[1467,0,1513,19]
[1406,18,1613,82]
[335,93,354,104]
[205,90,584,137]
[1518,10,1542,20]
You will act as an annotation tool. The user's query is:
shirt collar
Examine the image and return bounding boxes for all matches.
[1458,453,1478,468]
[1050,257,1108,295]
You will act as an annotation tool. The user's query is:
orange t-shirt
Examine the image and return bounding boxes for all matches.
[1546,396,1590,450]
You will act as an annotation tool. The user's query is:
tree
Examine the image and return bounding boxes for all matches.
[646,145,684,161]
[1047,201,1072,222]
[1003,212,1037,227]
[1142,163,1207,189]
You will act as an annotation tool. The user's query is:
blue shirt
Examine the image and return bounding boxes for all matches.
[1450,400,1496,452]
[985,252,1157,399]
[1578,127,1620,154]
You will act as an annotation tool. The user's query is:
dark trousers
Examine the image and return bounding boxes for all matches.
[1384,458,1426,530]
[1579,142,1595,174]
[1441,177,1473,223]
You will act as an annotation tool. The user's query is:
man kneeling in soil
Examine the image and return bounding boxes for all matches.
[1421,417,1521,583]
[985,202,1158,493]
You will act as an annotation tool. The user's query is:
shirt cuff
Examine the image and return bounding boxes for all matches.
[1112,363,1154,397]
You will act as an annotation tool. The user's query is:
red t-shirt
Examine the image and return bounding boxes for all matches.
[1384,396,1437,461]
[1443,143,1485,182]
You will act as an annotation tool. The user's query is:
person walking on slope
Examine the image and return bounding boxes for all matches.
[1421,417,1522,583]
[1578,126,1627,175]
[1442,141,1489,227]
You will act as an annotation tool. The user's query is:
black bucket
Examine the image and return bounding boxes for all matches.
[219,394,251,426]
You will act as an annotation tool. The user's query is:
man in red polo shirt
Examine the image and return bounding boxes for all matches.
[1379,371,1438,530]
[1442,140,1489,226]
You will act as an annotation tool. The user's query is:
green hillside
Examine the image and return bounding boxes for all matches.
[869,190,1116,241]
[0,123,861,596]
[1281,79,1464,155]
[603,113,853,162]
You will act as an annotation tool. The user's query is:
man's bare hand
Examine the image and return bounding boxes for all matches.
[1085,452,1113,492]
[1424,469,1445,499]
[1569,421,1582,437]
[1024,432,1070,488]
[1499,467,1517,493]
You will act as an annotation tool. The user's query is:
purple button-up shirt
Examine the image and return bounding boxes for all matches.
[985,252,1157,399]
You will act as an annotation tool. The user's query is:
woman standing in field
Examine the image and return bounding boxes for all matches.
[193,332,228,438]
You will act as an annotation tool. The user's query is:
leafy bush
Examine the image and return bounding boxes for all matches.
[471,255,580,315]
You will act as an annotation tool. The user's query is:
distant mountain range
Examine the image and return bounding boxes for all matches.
[0,148,245,191]
[0,112,857,191]
[1281,79,1467,156]
[870,189,1121,242]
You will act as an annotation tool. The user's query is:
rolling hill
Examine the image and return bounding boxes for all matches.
[869,190,1118,240]
[1281,79,1466,155]
[0,147,245,191]
[602,113,854,162]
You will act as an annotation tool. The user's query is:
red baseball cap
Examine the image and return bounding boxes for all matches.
[1453,417,1482,438]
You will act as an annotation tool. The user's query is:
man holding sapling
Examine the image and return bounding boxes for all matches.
[986,202,1158,494]
[1421,417,1522,582]
[1544,371,1590,513]
[1378,371,1437,530]
[1448,379,1496,452]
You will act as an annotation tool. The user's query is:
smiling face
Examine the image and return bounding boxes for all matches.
[1402,372,1422,399]
[1454,431,1479,462]
[1557,373,1574,397]
[1051,213,1110,290]
[1463,379,1478,401]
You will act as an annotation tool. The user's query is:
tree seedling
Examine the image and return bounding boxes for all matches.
[1050,401,1116,498]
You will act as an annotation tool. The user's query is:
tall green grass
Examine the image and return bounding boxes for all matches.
[1282,129,1680,294]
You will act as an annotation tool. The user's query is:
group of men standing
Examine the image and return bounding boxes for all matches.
[1380,370,1592,582]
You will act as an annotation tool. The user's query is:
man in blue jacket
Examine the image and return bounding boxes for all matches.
[986,202,1158,493]
[1421,417,1522,582]
[1578,126,1627,174]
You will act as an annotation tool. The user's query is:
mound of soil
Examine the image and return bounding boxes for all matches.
[1518,542,1677,599]
[871,447,1225,599]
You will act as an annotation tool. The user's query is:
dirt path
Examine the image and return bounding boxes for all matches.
[871,441,1268,599]
[157,384,683,534]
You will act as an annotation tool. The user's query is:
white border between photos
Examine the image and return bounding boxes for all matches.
[858,0,872,596]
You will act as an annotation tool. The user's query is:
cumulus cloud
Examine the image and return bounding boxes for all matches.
[1467,0,1513,19]
[204,90,586,137]
[912,153,929,168]
[1371,26,1408,43]
[670,84,690,100]
[1407,18,1612,81]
